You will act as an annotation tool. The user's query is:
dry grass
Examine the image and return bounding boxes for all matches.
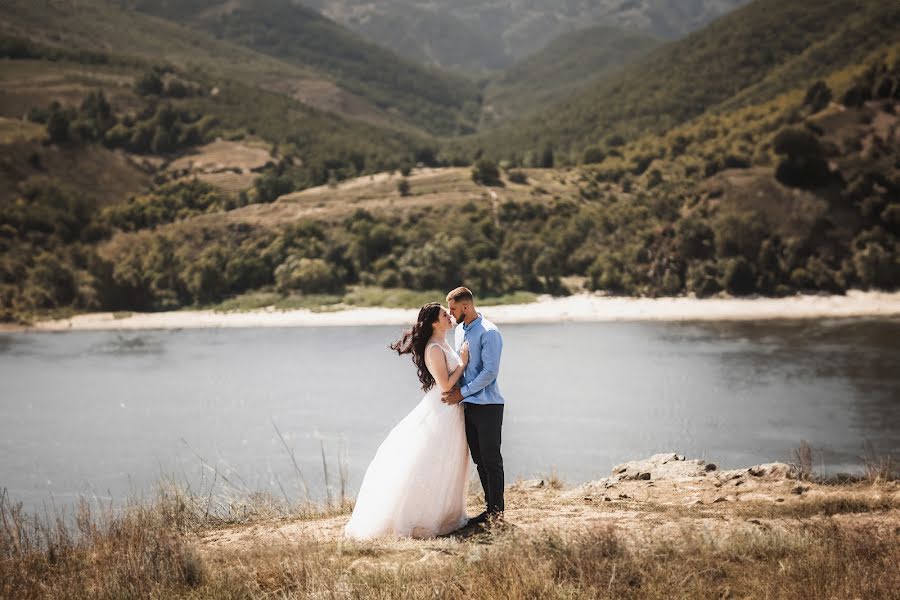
[3,474,898,599]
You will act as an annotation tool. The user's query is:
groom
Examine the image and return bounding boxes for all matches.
[442,286,505,525]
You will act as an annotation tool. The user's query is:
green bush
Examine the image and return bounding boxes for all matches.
[135,70,163,96]
[773,127,830,187]
[275,256,343,294]
[582,146,606,165]
[803,81,832,113]
[471,158,502,186]
[720,257,756,295]
[507,170,528,185]
[853,241,898,289]
[686,261,722,297]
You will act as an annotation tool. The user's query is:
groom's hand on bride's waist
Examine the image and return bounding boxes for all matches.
[441,387,463,405]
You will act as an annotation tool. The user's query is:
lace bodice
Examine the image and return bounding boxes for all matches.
[426,342,461,372]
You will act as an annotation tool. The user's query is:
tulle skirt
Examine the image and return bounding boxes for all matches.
[344,387,470,539]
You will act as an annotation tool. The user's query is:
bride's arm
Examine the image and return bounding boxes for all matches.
[425,346,467,392]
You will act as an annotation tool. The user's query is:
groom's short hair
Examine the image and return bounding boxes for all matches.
[447,287,473,304]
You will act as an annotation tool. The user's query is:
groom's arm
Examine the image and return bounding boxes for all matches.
[459,330,502,400]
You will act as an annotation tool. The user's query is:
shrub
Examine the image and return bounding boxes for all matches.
[397,178,411,196]
[676,217,714,260]
[713,212,768,260]
[660,269,683,295]
[582,146,605,164]
[507,170,528,185]
[803,80,832,113]
[720,257,756,295]
[471,158,502,186]
[275,256,343,294]
[254,172,294,202]
[46,108,71,143]
[686,261,721,297]
[853,241,898,289]
[773,127,830,188]
[587,254,624,293]
[135,70,163,96]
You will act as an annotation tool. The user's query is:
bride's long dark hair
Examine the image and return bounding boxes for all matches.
[390,302,443,391]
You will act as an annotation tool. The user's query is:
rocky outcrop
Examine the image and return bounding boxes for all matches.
[607,453,797,483]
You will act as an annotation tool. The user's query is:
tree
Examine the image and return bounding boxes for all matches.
[803,81,832,113]
[275,256,343,294]
[772,127,830,188]
[539,144,555,168]
[136,70,163,96]
[582,146,605,164]
[471,158,501,186]
[720,257,756,295]
[46,107,70,143]
[398,233,466,290]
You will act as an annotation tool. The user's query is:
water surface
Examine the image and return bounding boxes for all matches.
[1,319,898,511]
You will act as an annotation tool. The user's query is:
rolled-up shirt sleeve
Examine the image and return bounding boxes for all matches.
[460,330,501,399]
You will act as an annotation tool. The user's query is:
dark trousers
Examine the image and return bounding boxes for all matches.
[463,403,504,514]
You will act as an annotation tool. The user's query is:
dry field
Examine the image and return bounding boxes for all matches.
[3,453,897,599]
[193,166,588,228]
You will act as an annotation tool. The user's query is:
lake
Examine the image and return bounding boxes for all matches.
[1,318,898,511]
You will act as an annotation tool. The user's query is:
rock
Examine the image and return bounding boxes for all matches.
[518,479,545,489]
[603,497,612,502]
[746,463,797,480]
[713,496,727,503]
[611,453,712,482]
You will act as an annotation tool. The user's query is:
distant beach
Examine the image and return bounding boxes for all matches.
[8,290,900,333]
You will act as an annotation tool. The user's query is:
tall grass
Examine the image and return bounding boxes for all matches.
[4,488,897,599]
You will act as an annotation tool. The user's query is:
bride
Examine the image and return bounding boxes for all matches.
[344,302,471,539]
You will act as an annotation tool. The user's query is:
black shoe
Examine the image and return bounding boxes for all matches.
[483,512,508,531]
[467,511,489,525]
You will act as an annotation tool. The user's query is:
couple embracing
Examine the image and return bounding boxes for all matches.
[344,287,506,539]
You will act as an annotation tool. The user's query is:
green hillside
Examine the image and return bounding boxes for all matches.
[463,0,900,163]
[2,0,480,136]
[481,26,661,126]
[2,0,899,323]
[125,0,483,136]
[333,3,509,72]
[304,0,747,71]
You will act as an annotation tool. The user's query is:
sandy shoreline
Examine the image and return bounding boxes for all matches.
[4,290,900,333]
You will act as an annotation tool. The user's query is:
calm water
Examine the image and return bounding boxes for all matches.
[1,319,898,511]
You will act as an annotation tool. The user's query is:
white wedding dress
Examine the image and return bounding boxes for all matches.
[344,342,470,539]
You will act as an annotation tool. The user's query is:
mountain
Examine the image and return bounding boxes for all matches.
[464,0,900,162]
[303,0,748,71]
[123,0,482,136]
[480,25,661,126]
[0,0,437,208]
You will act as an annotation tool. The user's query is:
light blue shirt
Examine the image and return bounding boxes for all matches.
[454,313,505,405]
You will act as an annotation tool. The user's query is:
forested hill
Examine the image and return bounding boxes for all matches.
[3,0,481,137]
[301,0,748,72]
[481,26,662,127]
[121,0,482,136]
[1,0,898,324]
[462,0,900,163]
